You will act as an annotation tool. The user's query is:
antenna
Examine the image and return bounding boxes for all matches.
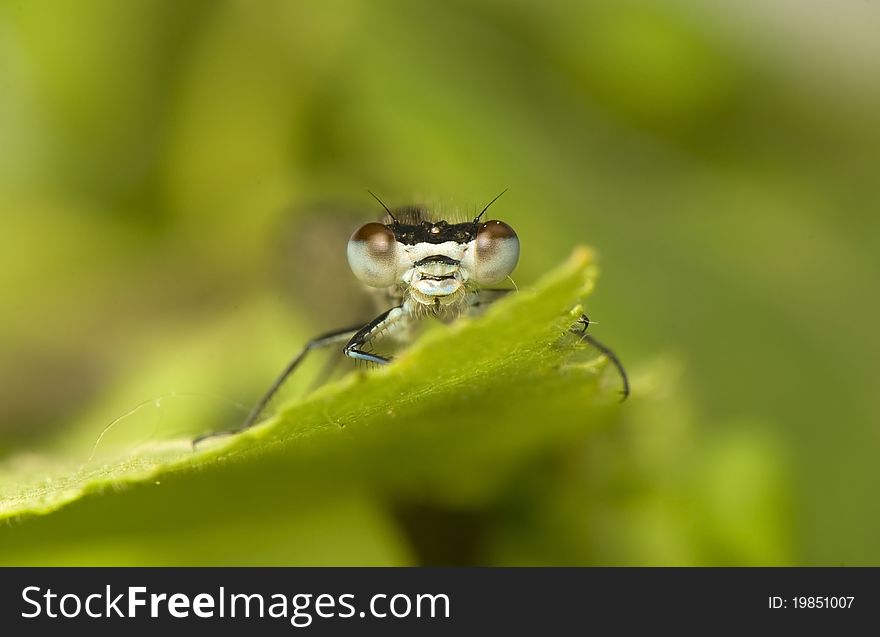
[475,187,509,222]
[367,190,397,223]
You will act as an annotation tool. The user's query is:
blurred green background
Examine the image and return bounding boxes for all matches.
[1,0,878,565]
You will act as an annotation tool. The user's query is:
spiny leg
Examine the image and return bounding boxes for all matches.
[192,324,363,447]
[344,305,405,364]
[574,313,630,401]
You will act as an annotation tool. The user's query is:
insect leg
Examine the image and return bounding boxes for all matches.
[574,313,630,402]
[344,306,405,364]
[193,324,364,446]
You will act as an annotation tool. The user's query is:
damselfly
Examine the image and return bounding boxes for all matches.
[194,192,627,445]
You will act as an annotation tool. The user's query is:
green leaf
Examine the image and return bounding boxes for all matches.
[0,247,620,530]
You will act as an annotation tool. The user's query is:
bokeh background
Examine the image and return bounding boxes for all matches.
[1,0,878,565]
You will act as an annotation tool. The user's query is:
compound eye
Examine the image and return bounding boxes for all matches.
[472,220,520,285]
[347,222,399,287]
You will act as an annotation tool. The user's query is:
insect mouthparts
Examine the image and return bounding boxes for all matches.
[414,255,460,267]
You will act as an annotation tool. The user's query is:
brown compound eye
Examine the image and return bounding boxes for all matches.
[472,220,520,285]
[347,223,400,287]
